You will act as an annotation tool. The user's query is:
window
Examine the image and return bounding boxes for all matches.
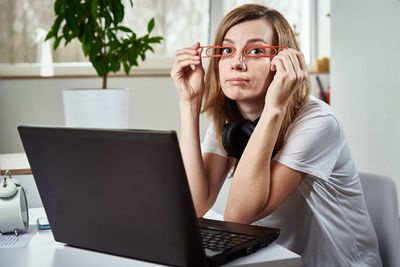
[0,0,317,76]
[0,0,209,64]
[222,0,311,64]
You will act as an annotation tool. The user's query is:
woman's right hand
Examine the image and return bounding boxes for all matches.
[170,42,205,103]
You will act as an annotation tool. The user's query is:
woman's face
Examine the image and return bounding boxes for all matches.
[218,19,275,104]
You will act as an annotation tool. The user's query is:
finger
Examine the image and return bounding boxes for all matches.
[196,46,204,64]
[175,53,202,64]
[271,56,286,73]
[173,59,201,74]
[279,53,295,75]
[287,52,301,76]
[176,48,200,58]
[288,53,307,89]
[289,51,308,80]
[174,49,202,70]
[192,42,201,49]
[296,52,307,72]
[271,48,293,72]
[176,42,201,56]
[280,49,307,72]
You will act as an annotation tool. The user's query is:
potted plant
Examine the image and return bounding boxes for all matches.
[45,0,163,128]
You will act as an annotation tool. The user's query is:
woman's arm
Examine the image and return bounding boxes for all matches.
[224,49,308,223]
[171,43,230,217]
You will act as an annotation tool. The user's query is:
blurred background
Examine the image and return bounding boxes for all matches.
[0,0,399,211]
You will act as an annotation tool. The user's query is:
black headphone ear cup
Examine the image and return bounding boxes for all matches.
[222,120,248,159]
[240,120,256,137]
[222,117,277,160]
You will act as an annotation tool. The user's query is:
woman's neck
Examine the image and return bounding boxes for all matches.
[236,99,265,121]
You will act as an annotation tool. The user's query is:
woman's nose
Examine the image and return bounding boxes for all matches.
[231,53,247,71]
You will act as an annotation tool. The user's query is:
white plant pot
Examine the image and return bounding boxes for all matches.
[63,88,129,129]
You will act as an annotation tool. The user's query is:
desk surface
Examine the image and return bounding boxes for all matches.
[0,208,302,267]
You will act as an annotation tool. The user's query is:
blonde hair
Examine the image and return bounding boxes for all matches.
[202,4,311,153]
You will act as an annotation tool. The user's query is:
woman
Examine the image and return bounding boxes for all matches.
[171,4,381,267]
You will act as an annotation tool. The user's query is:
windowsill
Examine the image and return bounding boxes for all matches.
[0,59,328,80]
[0,58,173,79]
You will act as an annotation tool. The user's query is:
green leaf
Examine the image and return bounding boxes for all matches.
[59,0,66,17]
[54,0,63,14]
[89,40,102,60]
[65,9,78,32]
[45,31,54,41]
[104,11,112,28]
[117,26,133,33]
[106,31,117,43]
[123,62,130,75]
[92,56,108,77]
[111,1,124,24]
[81,32,92,47]
[47,16,64,41]
[77,23,85,39]
[91,0,98,20]
[149,36,163,43]
[46,0,164,79]
[54,36,63,50]
[62,25,72,43]
[147,18,155,33]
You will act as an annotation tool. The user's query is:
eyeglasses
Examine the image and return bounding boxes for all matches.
[200,45,288,58]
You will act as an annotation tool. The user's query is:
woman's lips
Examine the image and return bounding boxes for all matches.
[226,77,249,85]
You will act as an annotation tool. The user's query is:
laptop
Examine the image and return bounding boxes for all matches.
[18,126,280,267]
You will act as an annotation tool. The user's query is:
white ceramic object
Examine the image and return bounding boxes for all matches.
[63,88,129,129]
[0,177,29,235]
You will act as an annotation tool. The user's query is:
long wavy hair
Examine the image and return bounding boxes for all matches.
[202,4,311,153]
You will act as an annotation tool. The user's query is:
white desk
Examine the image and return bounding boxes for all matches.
[0,208,302,267]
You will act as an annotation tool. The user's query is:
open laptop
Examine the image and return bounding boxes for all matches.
[18,126,280,267]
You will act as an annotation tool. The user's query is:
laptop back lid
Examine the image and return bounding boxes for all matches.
[18,126,207,267]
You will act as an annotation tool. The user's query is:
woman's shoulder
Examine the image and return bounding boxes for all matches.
[299,95,337,118]
[286,95,343,140]
[292,96,340,128]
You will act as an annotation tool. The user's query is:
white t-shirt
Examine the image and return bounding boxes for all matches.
[202,96,382,267]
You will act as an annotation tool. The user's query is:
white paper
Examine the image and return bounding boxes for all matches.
[0,226,37,248]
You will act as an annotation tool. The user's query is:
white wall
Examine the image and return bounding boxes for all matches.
[316,0,331,59]
[331,0,400,211]
[0,76,211,153]
[0,73,328,154]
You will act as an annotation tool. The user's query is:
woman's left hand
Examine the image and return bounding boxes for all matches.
[266,48,308,110]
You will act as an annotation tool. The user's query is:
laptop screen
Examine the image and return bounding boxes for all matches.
[19,126,207,266]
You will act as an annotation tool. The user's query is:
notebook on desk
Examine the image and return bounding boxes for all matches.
[18,126,280,267]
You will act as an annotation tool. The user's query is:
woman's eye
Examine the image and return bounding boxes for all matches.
[248,48,265,55]
[221,47,233,55]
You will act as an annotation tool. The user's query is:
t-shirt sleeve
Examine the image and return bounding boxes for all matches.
[274,113,344,181]
[201,124,228,158]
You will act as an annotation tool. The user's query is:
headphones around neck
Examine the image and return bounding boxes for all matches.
[222,118,277,160]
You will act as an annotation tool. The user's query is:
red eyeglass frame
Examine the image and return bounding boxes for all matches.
[200,45,288,58]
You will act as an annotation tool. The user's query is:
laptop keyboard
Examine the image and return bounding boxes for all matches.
[200,228,256,252]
